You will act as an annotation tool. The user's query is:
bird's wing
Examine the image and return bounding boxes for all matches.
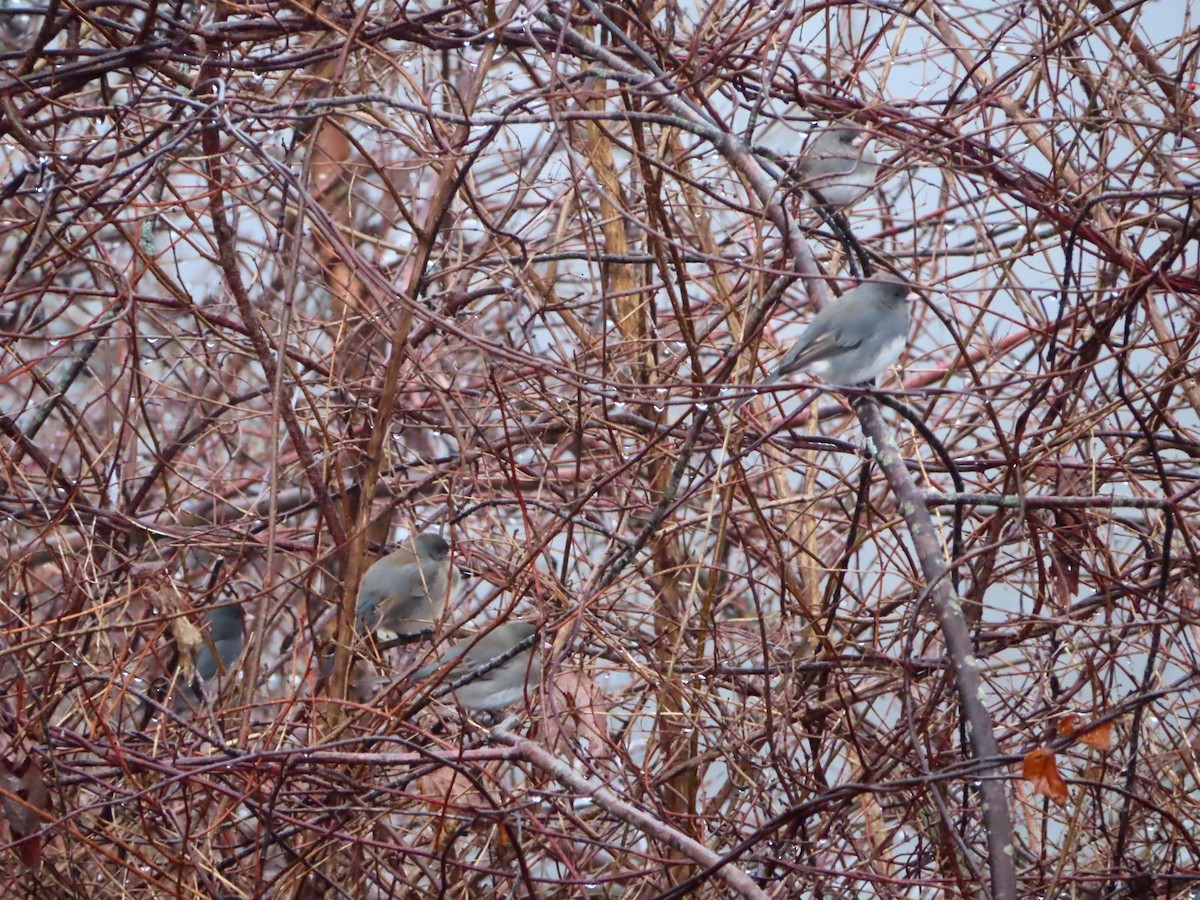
[772,325,862,379]
[405,564,430,599]
[792,152,856,184]
[410,558,449,599]
[414,628,528,681]
[197,637,242,680]
[381,560,435,601]
[411,638,474,681]
[809,155,856,176]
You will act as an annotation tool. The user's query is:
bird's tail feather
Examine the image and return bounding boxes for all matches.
[732,370,783,412]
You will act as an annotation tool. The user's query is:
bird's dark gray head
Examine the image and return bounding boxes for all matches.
[833,125,864,145]
[205,604,245,641]
[506,621,537,641]
[868,273,916,306]
[802,124,865,154]
[414,533,451,560]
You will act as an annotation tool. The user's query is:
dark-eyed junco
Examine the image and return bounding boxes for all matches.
[788,124,878,209]
[736,273,916,409]
[356,533,455,636]
[177,604,245,710]
[412,621,539,710]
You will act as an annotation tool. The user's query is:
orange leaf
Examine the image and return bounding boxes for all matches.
[1056,715,1114,752]
[1079,721,1113,751]
[1023,748,1069,806]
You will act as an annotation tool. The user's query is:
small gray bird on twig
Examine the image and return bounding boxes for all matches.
[788,124,879,209]
[356,532,455,636]
[177,604,245,710]
[413,621,539,711]
[734,274,917,411]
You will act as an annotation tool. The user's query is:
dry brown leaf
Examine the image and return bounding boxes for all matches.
[312,119,351,196]
[416,766,484,812]
[1033,455,1109,603]
[542,669,614,761]
[0,757,50,867]
[1022,748,1069,807]
[170,614,203,680]
[1056,714,1114,752]
[1079,721,1114,751]
[1081,763,1105,781]
[1055,714,1080,737]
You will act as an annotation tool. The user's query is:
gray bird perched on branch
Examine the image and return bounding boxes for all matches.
[788,124,878,209]
[413,621,539,711]
[734,273,917,411]
[356,532,455,636]
[177,604,245,710]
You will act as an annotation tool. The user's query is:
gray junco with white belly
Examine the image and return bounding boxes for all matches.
[788,124,878,209]
[356,533,454,636]
[177,603,245,710]
[735,273,916,410]
[412,621,539,711]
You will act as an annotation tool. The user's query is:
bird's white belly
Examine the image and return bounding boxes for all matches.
[876,334,906,369]
[824,333,906,384]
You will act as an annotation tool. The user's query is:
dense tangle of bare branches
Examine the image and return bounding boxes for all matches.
[2,0,1199,896]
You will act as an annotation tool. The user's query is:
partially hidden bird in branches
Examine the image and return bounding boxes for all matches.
[787,124,879,209]
[356,532,455,636]
[412,621,539,711]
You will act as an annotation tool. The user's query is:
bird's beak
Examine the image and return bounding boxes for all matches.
[851,133,869,147]
[905,290,922,303]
